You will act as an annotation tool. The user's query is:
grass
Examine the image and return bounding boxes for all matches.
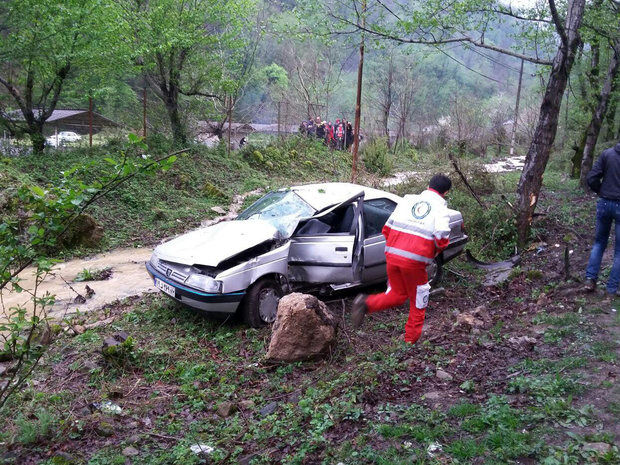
[2,141,618,463]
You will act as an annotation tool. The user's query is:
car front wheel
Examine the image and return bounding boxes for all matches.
[241,278,283,327]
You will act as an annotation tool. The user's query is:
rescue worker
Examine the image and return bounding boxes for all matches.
[316,119,325,140]
[351,174,453,343]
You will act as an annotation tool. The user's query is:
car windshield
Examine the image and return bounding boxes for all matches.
[237,190,315,237]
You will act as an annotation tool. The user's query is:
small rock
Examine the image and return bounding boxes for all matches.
[455,313,483,330]
[436,369,453,381]
[81,360,99,372]
[427,442,443,457]
[122,446,139,457]
[216,401,236,417]
[95,421,114,437]
[85,285,95,299]
[508,336,537,350]
[238,453,258,465]
[211,206,227,215]
[102,336,120,351]
[536,293,550,307]
[73,294,87,304]
[238,400,255,410]
[73,325,85,335]
[423,391,442,400]
[127,434,141,444]
[259,401,278,416]
[52,452,76,464]
[583,442,611,454]
[190,444,215,456]
[114,331,129,342]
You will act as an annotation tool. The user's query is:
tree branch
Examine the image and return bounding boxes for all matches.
[548,0,568,46]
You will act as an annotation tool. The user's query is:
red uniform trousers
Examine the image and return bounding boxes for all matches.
[366,261,428,343]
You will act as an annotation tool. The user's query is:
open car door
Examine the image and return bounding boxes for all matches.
[288,192,365,284]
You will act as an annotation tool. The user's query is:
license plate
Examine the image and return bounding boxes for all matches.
[155,278,176,298]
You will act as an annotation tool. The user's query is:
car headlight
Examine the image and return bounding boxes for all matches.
[186,274,222,293]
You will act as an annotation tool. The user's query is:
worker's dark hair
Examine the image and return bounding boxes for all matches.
[429,174,452,195]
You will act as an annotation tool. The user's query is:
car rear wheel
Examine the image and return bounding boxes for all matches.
[241,278,283,328]
[426,256,443,287]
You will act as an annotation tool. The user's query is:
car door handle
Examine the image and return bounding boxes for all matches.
[335,247,348,252]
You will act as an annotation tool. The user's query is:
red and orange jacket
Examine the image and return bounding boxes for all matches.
[382,189,452,268]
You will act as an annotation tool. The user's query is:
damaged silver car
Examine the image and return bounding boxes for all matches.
[146,183,468,327]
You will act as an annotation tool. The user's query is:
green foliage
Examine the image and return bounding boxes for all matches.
[74,267,112,282]
[14,408,56,444]
[362,138,394,176]
[102,336,136,365]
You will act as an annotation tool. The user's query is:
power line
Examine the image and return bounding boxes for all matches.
[435,46,504,83]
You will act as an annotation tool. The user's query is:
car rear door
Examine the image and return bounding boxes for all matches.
[288,192,364,284]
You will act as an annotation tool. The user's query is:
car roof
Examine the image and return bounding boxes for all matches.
[289,182,402,211]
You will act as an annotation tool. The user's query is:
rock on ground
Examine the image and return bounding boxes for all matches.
[265,293,337,362]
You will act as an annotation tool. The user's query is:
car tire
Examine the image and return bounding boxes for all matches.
[427,256,443,287]
[241,278,283,328]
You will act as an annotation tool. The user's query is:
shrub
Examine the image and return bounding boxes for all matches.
[361,138,393,176]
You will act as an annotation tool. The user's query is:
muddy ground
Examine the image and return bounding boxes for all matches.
[1,188,618,464]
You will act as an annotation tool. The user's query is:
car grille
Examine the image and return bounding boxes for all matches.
[157,260,190,283]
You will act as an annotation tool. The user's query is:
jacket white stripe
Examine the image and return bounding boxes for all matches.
[388,222,435,241]
[384,246,434,264]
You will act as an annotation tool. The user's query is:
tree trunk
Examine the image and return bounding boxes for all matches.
[569,37,600,177]
[570,130,587,178]
[604,92,618,141]
[579,39,620,188]
[516,0,586,248]
[28,124,45,153]
[166,99,187,146]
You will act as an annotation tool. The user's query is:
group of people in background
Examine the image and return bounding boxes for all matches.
[299,116,354,150]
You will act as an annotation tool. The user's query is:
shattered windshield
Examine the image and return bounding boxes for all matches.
[236,190,315,237]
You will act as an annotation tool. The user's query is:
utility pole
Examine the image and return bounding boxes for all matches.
[351,0,366,183]
[143,86,147,139]
[227,95,232,156]
[277,101,281,138]
[509,58,524,157]
[88,96,93,148]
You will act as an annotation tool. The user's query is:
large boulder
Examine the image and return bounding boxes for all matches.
[60,213,104,248]
[265,293,337,362]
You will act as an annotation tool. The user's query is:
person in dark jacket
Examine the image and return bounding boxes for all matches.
[585,142,620,294]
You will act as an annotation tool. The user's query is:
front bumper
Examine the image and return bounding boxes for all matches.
[145,261,245,314]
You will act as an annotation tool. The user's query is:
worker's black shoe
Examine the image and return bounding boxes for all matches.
[584,278,597,292]
[351,294,368,329]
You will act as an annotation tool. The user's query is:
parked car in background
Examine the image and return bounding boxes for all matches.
[46,131,81,147]
[146,183,468,327]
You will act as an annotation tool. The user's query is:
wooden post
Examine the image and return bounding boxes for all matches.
[143,86,147,139]
[227,95,232,156]
[351,0,366,183]
[88,96,93,147]
[277,101,281,138]
[509,59,524,157]
[55,125,58,148]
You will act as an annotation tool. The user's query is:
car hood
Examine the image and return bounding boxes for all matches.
[154,219,280,267]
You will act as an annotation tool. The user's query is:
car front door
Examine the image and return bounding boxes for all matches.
[288,192,365,284]
[361,198,397,283]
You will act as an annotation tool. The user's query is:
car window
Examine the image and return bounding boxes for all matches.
[363,198,397,237]
[236,190,315,238]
